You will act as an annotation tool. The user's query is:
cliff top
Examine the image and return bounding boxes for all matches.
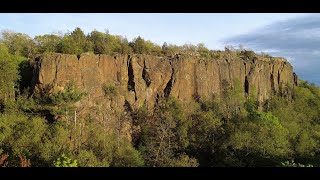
[35,50,289,65]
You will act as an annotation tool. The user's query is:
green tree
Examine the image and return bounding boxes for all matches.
[226,110,290,166]
[44,81,86,120]
[221,79,246,120]
[111,141,144,167]
[197,43,210,59]
[0,113,48,166]
[130,36,147,54]
[34,34,62,53]
[136,97,196,167]
[58,28,93,55]
[120,37,131,54]
[188,103,223,165]
[89,30,110,54]
[0,44,19,110]
[0,30,37,58]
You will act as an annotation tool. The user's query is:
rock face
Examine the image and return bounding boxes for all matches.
[31,52,297,114]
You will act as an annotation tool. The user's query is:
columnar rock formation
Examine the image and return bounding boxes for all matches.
[31,52,297,114]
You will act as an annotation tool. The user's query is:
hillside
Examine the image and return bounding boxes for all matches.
[0,28,319,167]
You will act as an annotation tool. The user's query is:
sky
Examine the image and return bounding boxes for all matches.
[0,13,318,85]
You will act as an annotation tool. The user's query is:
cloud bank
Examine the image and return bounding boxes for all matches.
[224,14,320,85]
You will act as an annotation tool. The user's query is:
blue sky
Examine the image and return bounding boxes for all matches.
[0,13,319,84]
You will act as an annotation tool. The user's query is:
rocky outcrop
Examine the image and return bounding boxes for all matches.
[31,52,297,114]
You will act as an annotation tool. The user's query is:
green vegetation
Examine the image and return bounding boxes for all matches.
[1,28,266,59]
[0,28,320,167]
[53,154,78,167]
[103,84,119,98]
[281,160,313,167]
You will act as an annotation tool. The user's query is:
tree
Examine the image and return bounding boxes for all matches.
[89,30,110,54]
[58,27,93,55]
[130,36,146,54]
[145,40,162,56]
[220,79,246,120]
[0,44,19,111]
[226,110,290,166]
[111,141,144,167]
[120,37,131,54]
[197,43,210,59]
[0,113,48,166]
[43,81,86,120]
[188,104,223,165]
[136,97,196,167]
[34,34,62,53]
[0,30,37,58]
[162,42,168,54]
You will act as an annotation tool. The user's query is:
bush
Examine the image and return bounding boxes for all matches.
[53,153,77,167]
[281,160,313,167]
[103,84,119,98]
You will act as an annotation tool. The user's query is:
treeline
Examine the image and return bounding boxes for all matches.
[0,28,215,58]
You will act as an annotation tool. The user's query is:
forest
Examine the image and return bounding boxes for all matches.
[0,28,320,167]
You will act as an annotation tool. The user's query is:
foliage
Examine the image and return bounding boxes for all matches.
[89,30,110,54]
[129,36,162,55]
[0,44,19,110]
[240,50,257,60]
[111,141,144,167]
[134,97,196,167]
[35,34,62,53]
[39,81,86,120]
[197,43,210,59]
[58,28,93,55]
[103,84,119,98]
[0,30,37,58]
[281,160,313,167]
[53,153,77,167]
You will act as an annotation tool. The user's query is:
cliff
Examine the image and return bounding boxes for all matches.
[30,52,297,115]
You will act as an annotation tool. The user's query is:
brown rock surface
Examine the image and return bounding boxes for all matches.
[31,52,297,114]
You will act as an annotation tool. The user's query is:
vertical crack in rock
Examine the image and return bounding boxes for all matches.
[245,76,249,94]
[30,57,41,96]
[225,59,232,87]
[124,99,133,112]
[270,73,275,94]
[193,63,199,101]
[97,55,101,68]
[164,61,175,98]
[53,57,60,86]
[293,72,298,86]
[142,59,151,87]
[127,56,137,100]
[277,71,280,86]
[277,70,282,96]
[278,62,287,96]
